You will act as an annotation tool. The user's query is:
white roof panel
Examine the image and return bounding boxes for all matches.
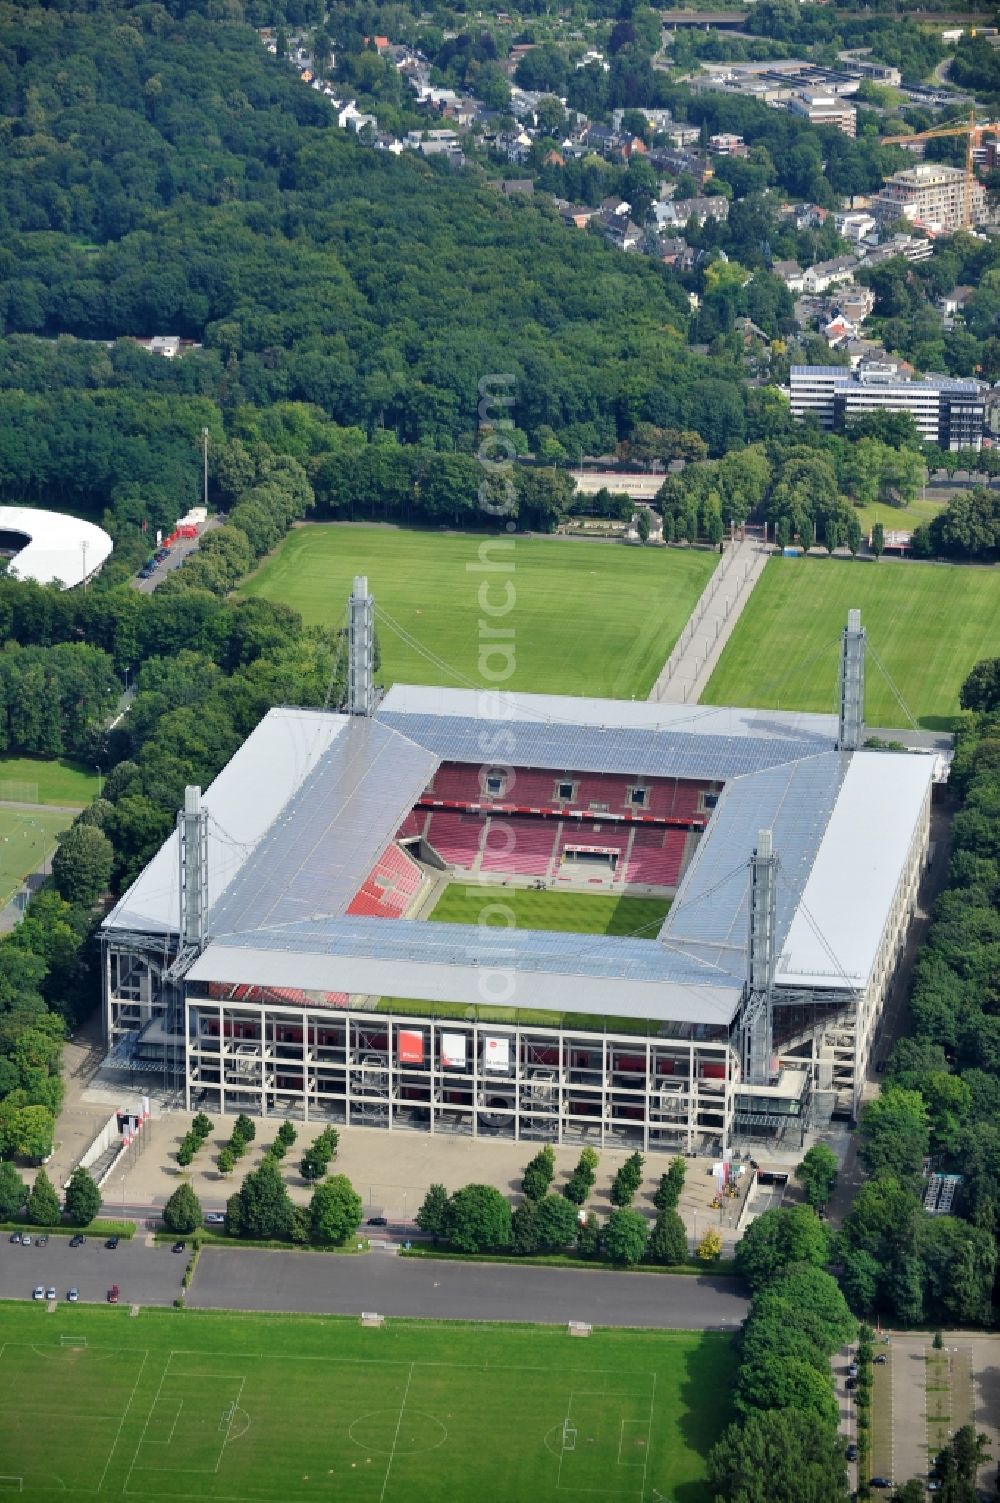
[0,506,113,589]
[103,708,349,935]
[776,751,932,990]
[379,684,836,742]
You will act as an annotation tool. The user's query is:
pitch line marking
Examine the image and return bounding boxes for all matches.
[378,1362,414,1503]
[96,1348,149,1494]
[123,1350,174,1496]
[214,1378,247,1473]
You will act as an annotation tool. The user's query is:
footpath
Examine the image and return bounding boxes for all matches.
[649,538,769,704]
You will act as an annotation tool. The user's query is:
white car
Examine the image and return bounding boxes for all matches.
[31,1286,44,1301]
[66,1288,79,1303]
[45,1287,56,1301]
[204,1212,226,1226]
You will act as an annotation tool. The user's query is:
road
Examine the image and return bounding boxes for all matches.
[0,1228,748,1328]
[130,515,222,594]
[187,1246,749,1329]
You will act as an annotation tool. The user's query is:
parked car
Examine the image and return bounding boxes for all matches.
[66,1288,79,1302]
[37,1235,48,1246]
[9,1231,21,1244]
[45,1287,56,1301]
[172,1241,186,1254]
[21,1234,31,1247]
[873,1353,888,1365]
[105,1236,119,1250]
[366,1216,388,1227]
[870,1478,893,1490]
[845,1444,858,1462]
[31,1286,44,1301]
[845,1377,857,1391]
[204,1212,225,1226]
[107,1285,119,1304]
[69,1234,85,1247]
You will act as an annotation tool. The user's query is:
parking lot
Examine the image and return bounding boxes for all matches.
[0,1233,184,1308]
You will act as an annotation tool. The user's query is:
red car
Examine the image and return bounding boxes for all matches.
[107,1285,119,1304]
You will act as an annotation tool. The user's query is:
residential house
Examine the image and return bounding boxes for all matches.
[657,236,697,269]
[661,196,729,229]
[834,211,877,244]
[499,178,534,197]
[708,133,748,157]
[667,125,700,148]
[773,259,805,294]
[801,255,859,294]
[556,200,600,230]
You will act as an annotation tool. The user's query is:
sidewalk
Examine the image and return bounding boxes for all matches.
[649,539,769,704]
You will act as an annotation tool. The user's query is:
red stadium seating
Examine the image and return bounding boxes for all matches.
[419,762,709,826]
[395,809,428,840]
[346,843,424,919]
[624,826,688,886]
[424,811,487,868]
[480,816,560,876]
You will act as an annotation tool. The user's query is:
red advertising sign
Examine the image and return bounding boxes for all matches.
[398,1029,424,1065]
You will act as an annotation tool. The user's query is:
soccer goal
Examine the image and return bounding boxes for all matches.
[561,1420,578,1453]
[0,1477,23,1493]
[59,1335,87,1348]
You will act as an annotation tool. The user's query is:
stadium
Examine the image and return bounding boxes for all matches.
[101,581,933,1158]
[0,505,113,589]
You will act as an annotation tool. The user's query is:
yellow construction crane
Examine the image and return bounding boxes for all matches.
[879,110,1000,230]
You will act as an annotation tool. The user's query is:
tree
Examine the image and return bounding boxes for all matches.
[563,1147,598,1206]
[191,1113,214,1140]
[521,1145,555,1202]
[227,1157,294,1241]
[647,1208,688,1266]
[841,1247,881,1316]
[511,1198,540,1255]
[708,1408,850,1503]
[871,520,885,559]
[735,1206,829,1290]
[602,1208,648,1267]
[64,1166,100,1226]
[697,1227,722,1262]
[50,824,113,907]
[576,1211,601,1259]
[218,1147,235,1175]
[794,1143,839,1209]
[25,1168,60,1226]
[275,1120,297,1151]
[446,1184,512,1254]
[231,1113,255,1145]
[535,1193,580,1253]
[310,1174,363,1246]
[416,1183,450,1244]
[653,1157,686,1212]
[635,508,650,544]
[858,1087,929,1182]
[163,1181,202,1235]
[960,657,1000,714]
[0,1162,25,1219]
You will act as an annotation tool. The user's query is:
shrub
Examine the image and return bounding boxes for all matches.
[521,1145,556,1202]
[191,1113,214,1140]
[218,1147,235,1174]
[231,1113,256,1146]
[697,1228,723,1262]
[647,1208,688,1266]
[602,1208,648,1267]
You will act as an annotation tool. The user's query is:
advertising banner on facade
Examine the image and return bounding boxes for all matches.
[482,1035,510,1071]
[398,1029,425,1065]
[441,1033,467,1069]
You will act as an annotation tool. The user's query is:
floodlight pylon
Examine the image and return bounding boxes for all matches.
[837,608,866,751]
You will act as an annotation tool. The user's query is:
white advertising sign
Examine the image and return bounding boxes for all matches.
[482,1035,510,1071]
[441,1032,467,1069]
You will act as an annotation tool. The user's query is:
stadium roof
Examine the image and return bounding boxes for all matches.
[378,685,836,782]
[0,506,113,589]
[186,919,743,1026]
[108,693,934,1024]
[775,751,932,990]
[103,708,349,935]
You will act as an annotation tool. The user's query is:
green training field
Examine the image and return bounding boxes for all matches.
[429,885,670,938]
[0,808,69,906]
[0,1303,735,1503]
[240,524,718,698]
[0,756,98,807]
[704,556,1000,728]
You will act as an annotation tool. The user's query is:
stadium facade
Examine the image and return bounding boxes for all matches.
[102,585,933,1157]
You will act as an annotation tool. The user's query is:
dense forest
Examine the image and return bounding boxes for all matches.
[0,0,758,466]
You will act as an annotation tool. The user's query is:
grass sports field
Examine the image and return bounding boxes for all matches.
[0,756,97,807]
[240,524,717,698]
[0,808,68,906]
[704,556,1000,727]
[429,885,670,938]
[0,1304,734,1503]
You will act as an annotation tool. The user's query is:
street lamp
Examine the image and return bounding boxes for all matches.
[202,427,209,511]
